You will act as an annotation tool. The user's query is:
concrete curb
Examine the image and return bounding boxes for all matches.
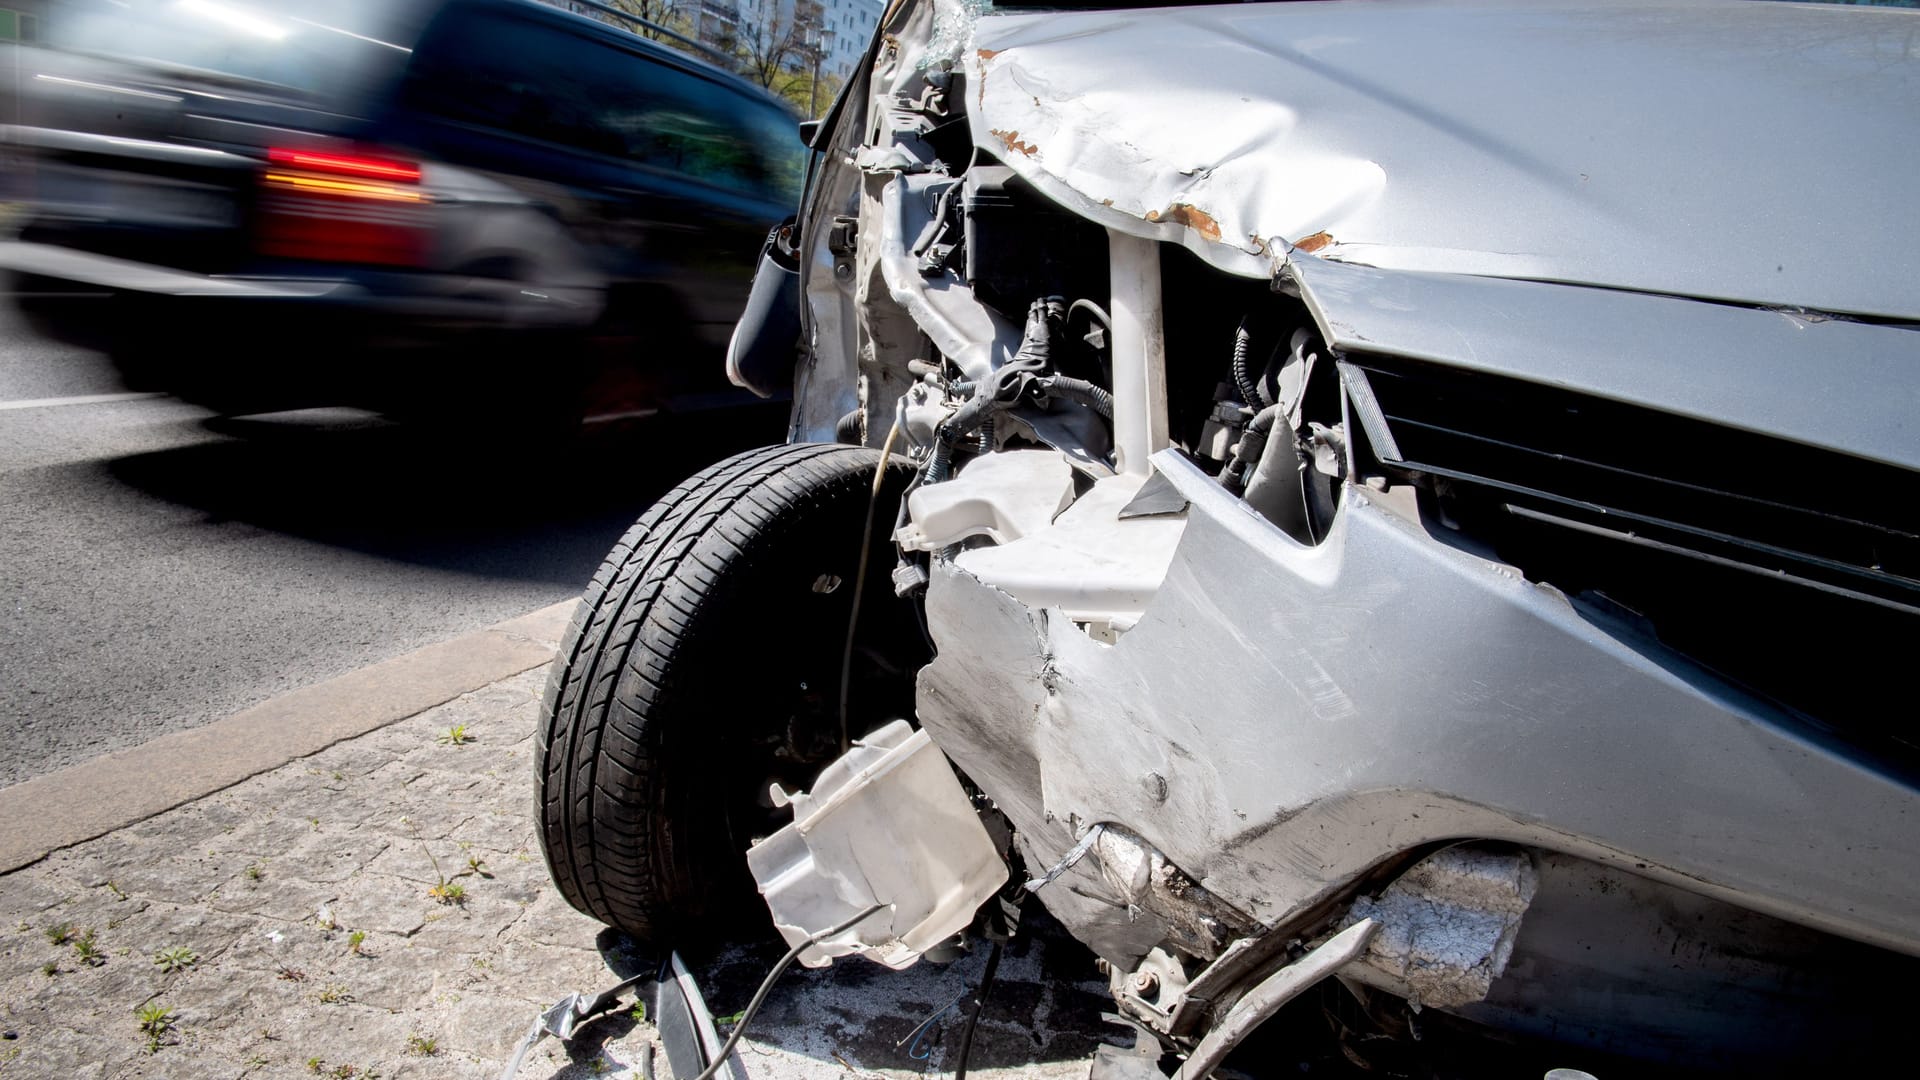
[0,599,578,875]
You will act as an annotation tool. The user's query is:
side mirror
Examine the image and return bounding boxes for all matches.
[797,119,822,148]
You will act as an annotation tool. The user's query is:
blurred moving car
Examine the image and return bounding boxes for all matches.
[536,0,1920,1076]
[0,0,803,426]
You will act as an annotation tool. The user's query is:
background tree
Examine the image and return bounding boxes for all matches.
[731,0,814,90]
[776,66,843,117]
[586,0,696,42]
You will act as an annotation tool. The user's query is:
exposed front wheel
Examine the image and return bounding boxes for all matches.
[535,442,925,944]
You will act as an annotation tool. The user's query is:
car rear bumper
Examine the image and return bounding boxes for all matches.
[0,240,601,329]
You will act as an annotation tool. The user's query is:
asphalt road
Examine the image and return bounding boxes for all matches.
[0,300,783,787]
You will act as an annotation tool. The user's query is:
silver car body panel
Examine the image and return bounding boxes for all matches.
[917,452,1920,959]
[965,0,1920,320]
[1288,256,1920,473]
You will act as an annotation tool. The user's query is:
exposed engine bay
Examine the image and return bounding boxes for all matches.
[719,0,1920,1075]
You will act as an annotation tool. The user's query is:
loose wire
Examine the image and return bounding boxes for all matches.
[839,416,903,754]
[951,940,1004,1080]
[686,904,889,1080]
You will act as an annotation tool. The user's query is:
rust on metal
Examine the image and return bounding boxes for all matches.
[992,129,1040,157]
[1292,231,1334,253]
[977,48,1002,60]
[1144,203,1223,243]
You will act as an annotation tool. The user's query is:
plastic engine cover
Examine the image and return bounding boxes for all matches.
[746,720,1008,969]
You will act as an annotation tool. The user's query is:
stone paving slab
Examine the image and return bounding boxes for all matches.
[0,666,1116,1079]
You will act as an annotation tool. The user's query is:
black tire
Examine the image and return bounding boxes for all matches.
[537,442,927,944]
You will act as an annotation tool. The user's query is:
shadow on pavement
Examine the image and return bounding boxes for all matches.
[579,907,1119,1078]
[100,404,792,586]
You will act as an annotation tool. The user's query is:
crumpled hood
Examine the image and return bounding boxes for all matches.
[965,0,1920,320]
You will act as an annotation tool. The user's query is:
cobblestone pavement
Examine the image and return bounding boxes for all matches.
[0,668,1115,1079]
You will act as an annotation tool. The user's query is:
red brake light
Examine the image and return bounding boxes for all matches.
[265,147,422,183]
[256,146,431,268]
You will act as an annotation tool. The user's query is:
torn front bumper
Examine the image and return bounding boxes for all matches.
[915,449,1920,966]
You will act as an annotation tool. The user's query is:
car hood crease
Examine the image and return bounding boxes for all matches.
[965,0,1920,321]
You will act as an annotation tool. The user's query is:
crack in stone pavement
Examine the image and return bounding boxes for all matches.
[0,667,1113,1078]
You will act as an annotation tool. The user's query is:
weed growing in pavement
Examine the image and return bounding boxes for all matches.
[277,966,308,982]
[315,984,353,1006]
[306,1057,325,1074]
[102,881,128,902]
[43,923,73,946]
[40,960,58,978]
[152,946,197,973]
[72,929,104,967]
[405,818,476,905]
[466,855,489,877]
[245,863,264,882]
[347,930,369,956]
[437,723,476,745]
[629,1001,647,1023]
[135,1002,174,1054]
[405,1033,438,1056]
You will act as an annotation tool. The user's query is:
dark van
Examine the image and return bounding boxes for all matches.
[0,0,803,426]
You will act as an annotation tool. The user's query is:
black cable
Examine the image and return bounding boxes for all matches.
[1222,403,1283,492]
[951,940,1004,1080]
[687,904,887,1080]
[838,423,900,755]
[1040,376,1113,419]
[1231,318,1262,407]
[926,431,955,483]
[939,297,1058,450]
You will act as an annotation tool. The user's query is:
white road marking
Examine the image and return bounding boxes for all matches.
[0,391,167,412]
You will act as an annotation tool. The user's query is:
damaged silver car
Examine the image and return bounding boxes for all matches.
[537,0,1920,1074]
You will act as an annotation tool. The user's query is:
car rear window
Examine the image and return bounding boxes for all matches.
[50,0,426,103]
[405,8,803,205]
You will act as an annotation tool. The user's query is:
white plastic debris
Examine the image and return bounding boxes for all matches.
[746,720,1008,969]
